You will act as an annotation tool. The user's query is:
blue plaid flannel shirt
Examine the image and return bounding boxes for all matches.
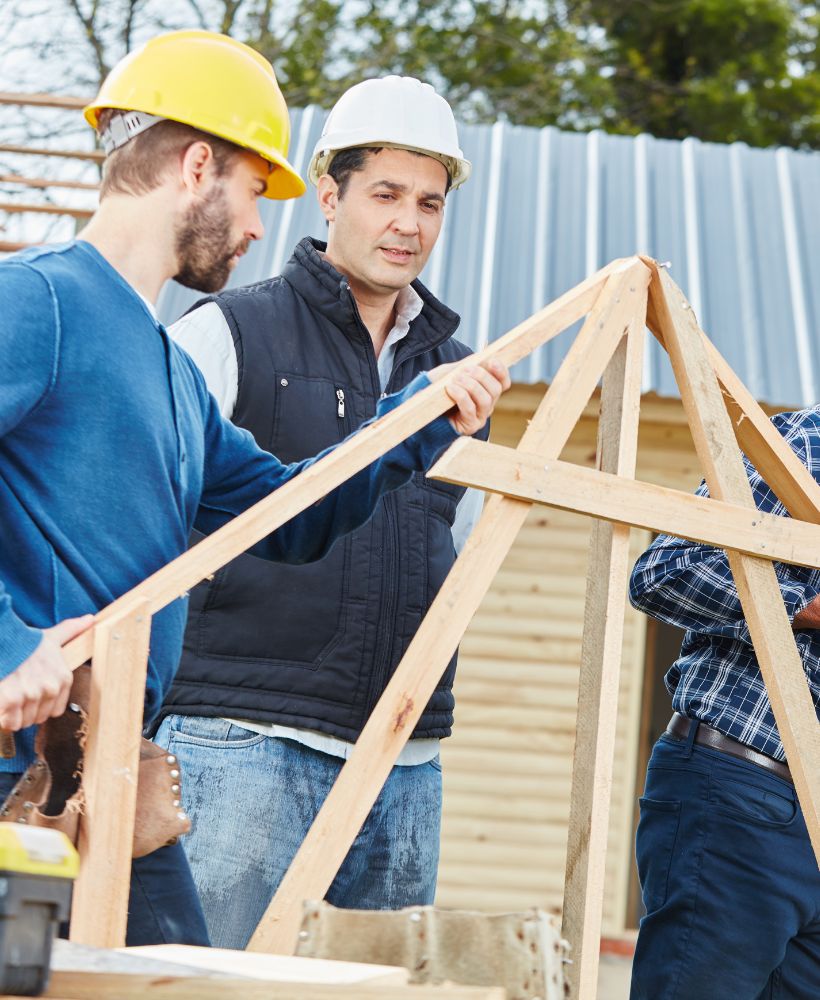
[629,406,820,761]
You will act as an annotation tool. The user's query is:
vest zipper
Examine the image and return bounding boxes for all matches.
[340,281,404,719]
[336,388,345,419]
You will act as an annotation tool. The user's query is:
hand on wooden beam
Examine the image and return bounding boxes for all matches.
[428,359,511,436]
[0,614,92,730]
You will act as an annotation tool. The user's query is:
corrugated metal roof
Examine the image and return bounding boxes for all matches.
[158,109,820,407]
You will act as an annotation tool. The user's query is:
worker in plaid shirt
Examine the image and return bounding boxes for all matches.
[628,407,820,1000]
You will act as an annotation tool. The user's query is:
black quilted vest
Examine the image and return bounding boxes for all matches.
[159,237,482,739]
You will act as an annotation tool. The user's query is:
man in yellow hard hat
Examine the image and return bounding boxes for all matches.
[0,34,509,945]
[152,76,490,948]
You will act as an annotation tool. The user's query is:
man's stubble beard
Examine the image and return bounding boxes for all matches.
[173,184,250,293]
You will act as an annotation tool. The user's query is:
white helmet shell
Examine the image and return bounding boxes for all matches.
[308,76,471,190]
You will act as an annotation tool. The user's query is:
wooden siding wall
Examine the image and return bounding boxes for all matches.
[435,384,711,933]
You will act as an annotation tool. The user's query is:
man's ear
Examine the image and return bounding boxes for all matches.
[317,174,339,223]
[180,140,217,196]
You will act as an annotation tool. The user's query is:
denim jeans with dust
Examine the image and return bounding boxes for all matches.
[154,713,442,950]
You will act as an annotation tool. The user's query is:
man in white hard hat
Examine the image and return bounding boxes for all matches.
[0,39,508,949]
[153,77,486,947]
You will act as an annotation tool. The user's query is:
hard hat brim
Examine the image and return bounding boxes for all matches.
[308,142,471,191]
[85,102,306,201]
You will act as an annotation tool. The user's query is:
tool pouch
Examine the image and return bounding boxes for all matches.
[0,665,191,858]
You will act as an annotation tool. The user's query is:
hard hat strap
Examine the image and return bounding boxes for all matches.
[100,110,165,154]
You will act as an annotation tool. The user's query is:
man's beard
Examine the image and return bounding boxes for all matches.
[173,184,250,293]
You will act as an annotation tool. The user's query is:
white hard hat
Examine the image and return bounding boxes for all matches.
[308,76,471,190]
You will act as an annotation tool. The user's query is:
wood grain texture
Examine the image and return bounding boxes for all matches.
[69,603,152,947]
[431,444,820,568]
[42,970,505,999]
[562,288,647,999]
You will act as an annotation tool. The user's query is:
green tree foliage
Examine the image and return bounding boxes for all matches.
[568,0,819,146]
[343,1,614,130]
[245,0,817,148]
[3,0,817,149]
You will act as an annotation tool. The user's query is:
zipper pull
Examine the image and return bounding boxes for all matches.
[336,388,345,419]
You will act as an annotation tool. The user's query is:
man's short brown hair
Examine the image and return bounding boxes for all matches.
[328,146,452,198]
[97,111,241,199]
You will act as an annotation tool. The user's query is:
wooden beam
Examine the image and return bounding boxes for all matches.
[0,241,35,253]
[0,143,104,163]
[562,287,647,998]
[0,91,90,109]
[60,256,641,673]
[429,444,820,570]
[121,945,407,985]
[70,603,152,948]
[0,200,93,219]
[651,264,820,861]
[247,259,652,954]
[642,258,820,523]
[43,970,506,999]
[0,173,100,191]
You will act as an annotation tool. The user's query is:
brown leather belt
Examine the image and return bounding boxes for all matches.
[666,713,792,784]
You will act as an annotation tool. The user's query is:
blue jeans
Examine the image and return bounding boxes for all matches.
[631,730,820,1000]
[154,714,443,949]
[0,772,209,947]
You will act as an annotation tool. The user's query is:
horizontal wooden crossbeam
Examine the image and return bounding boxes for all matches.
[0,143,104,163]
[0,200,93,218]
[430,439,820,569]
[0,173,100,191]
[0,240,36,253]
[0,91,89,109]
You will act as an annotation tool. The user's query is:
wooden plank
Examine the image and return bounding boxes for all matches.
[60,257,640,673]
[562,286,647,998]
[0,200,94,218]
[430,444,820,568]
[650,264,820,861]
[0,143,104,162]
[41,971,505,999]
[0,241,34,253]
[247,259,652,954]
[69,603,152,947]
[122,946,407,985]
[0,173,99,191]
[0,91,90,109]
[642,258,820,523]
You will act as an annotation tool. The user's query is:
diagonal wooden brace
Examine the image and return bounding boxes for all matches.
[246,259,652,954]
[649,265,820,862]
[58,258,633,675]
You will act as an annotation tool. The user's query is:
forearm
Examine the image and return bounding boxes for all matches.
[0,585,42,677]
[197,374,458,564]
[629,536,820,642]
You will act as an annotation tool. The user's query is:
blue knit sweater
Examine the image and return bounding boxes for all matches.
[0,241,457,769]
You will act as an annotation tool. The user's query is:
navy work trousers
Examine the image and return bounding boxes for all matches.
[631,729,820,999]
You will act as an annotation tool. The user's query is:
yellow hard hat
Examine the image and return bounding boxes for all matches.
[84,30,306,200]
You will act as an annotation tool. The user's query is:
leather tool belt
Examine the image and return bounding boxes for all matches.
[666,712,792,784]
[0,664,191,857]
